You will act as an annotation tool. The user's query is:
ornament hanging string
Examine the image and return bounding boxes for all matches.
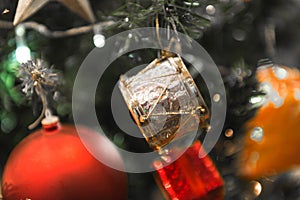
[155,9,181,58]
[28,83,52,129]
[264,21,276,59]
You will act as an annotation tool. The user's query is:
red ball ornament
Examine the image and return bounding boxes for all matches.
[1,117,127,200]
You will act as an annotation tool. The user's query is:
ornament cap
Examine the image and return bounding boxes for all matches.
[41,115,59,130]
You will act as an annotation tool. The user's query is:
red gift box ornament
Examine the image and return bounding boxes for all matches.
[154,141,224,200]
[119,53,224,200]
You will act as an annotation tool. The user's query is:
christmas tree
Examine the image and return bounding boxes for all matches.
[1,0,300,199]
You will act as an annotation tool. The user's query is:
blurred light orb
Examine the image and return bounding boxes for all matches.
[225,128,234,138]
[294,89,300,100]
[184,1,200,6]
[272,66,287,80]
[250,127,264,142]
[206,5,216,15]
[213,93,221,102]
[16,45,31,63]
[251,180,262,197]
[232,29,246,41]
[15,25,25,36]
[93,34,105,48]
[249,95,264,105]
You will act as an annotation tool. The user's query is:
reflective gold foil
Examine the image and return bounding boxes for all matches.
[119,54,209,150]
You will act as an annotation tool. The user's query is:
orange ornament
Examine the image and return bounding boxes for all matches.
[239,64,300,179]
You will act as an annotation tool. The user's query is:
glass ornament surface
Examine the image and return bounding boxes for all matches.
[1,121,128,200]
[119,54,209,150]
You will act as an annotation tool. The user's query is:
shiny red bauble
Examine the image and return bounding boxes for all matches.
[1,122,127,200]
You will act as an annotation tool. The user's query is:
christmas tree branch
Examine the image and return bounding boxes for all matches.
[0,20,115,38]
[0,20,13,28]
